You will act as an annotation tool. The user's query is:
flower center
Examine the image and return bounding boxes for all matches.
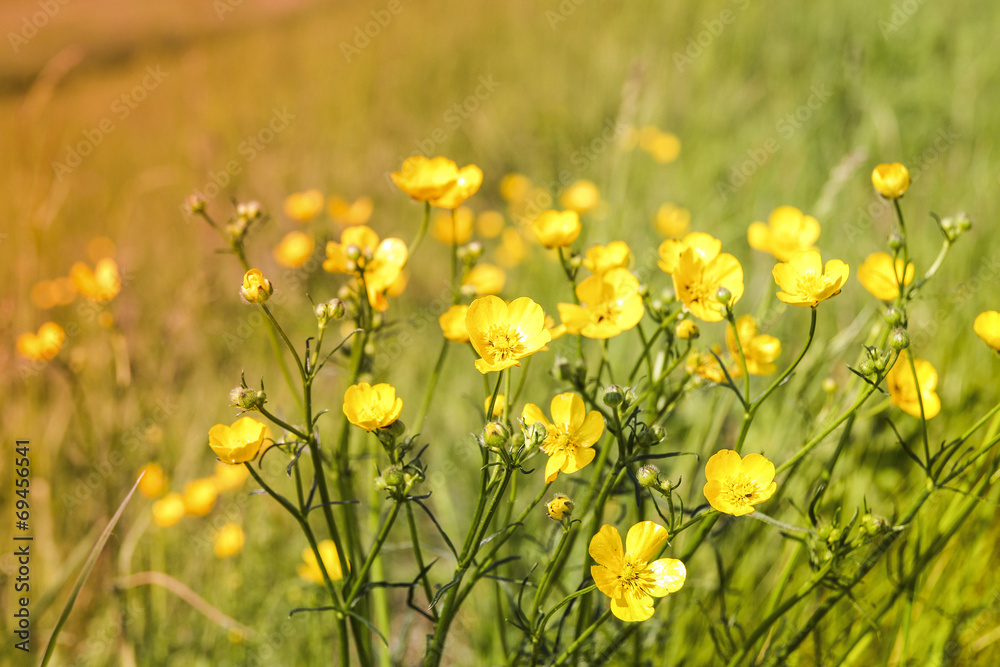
[721,474,761,510]
[617,556,652,596]
[795,270,830,296]
[487,325,525,363]
[593,300,621,325]
[542,428,576,457]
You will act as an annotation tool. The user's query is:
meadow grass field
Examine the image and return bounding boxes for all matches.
[4,0,1000,665]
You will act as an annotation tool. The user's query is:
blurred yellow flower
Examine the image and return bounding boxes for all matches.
[240,269,273,304]
[726,315,781,377]
[387,269,408,297]
[430,164,483,209]
[655,203,691,238]
[138,463,168,499]
[485,393,506,419]
[496,227,528,267]
[182,478,218,517]
[589,521,686,622]
[214,523,245,559]
[871,163,910,199]
[209,416,267,464]
[323,226,408,312]
[559,180,600,214]
[500,173,532,203]
[466,295,551,374]
[439,304,470,343]
[462,263,507,296]
[558,268,644,338]
[392,156,460,202]
[284,189,325,222]
[532,210,581,249]
[522,392,604,483]
[685,348,727,384]
[431,206,474,244]
[657,232,722,275]
[152,492,185,528]
[71,258,121,302]
[298,539,347,584]
[214,461,251,492]
[974,311,1000,352]
[886,351,941,419]
[703,450,777,516]
[16,322,65,362]
[476,210,506,238]
[545,494,574,520]
[343,382,403,431]
[673,248,744,322]
[583,241,631,275]
[772,250,849,308]
[87,236,116,262]
[676,319,699,340]
[747,206,821,261]
[857,252,914,301]
[328,195,374,227]
[638,126,682,163]
[31,278,77,309]
[273,231,316,268]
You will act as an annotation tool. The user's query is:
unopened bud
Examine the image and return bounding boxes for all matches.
[715,287,732,306]
[888,232,904,252]
[603,385,624,408]
[483,421,511,449]
[676,320,699,340]
[883,306,903,327]
[382,467,405,489]
[888,328,910,351]
[638,424,666,448]
[859,359,876,376]
[229,386,267,411]
[185,194,206,214]
[345,245,363,261]
[524,422,548,448]
[636,465,660,487]
[546,494,574,521]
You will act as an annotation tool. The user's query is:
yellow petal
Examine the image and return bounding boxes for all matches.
[588,525,624,570]
[625,521,668,563]
[646,558,687,597]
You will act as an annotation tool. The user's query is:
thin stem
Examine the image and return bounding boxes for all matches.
[550,609,613,667]
[415,339,450,434]
[261,304,306,381]
[347,500,403,604]
[409,201,432,258]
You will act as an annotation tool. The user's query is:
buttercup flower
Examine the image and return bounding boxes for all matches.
[430,164,483,209]
[500,173,533,202]
[872,163,910,199]
[657,232,722,275]
[726,315,781,376]
[485,393,507,419]
[439,304,471,343]
[772,250,849,307]
[284,190,325,222]
[886,351,941,419]
[214,523,245,559]
[546,494,574,520]
[637,126,682,163]
[685,348,727,384]
[323,225,408,312]
[676,319,699,340]
[328,195,373,227]
[298,540,347,584]
[343,382,403,431]
[16,322,65,362]
[655,203,691,238]
[138,463,168,499]
[559,180,600,214]
[533,210,581,248]
[209,416,267,464]
[857,252,914,301]
[672,247,744,322]
[273,231,315,268]
[496,227,528,267]
[558,268,644,338]
[974,311,1000,352]
[392,156,460,202]
[31,277,77,309]
[214,461,251,492]
[240,269,273,304]
[182,478,218,517]
[583,241,632,275]
[703,450,777,516]
[747,206,821,261]
[431,206,474,244]
[522,392,604,483]
[476,210,506,238]
[152,493,185,528]
[71,258,121,302]
[466,296,551,374]
[589,521,686,622]
[461,263,507,296]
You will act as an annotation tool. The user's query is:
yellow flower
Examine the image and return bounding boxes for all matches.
[71,258,121,302]
[886,351,941,419]
[392,156,459,202]
[284,190,325,222]
[328,195,373,227]
[182,478,218,517]
[343,382,403,431]
[214,523,245,559]
[273,231,316,268]
[638,126,682,163]
[747,206,821,261]
[676,320,699,340]
[546,494,574,520]
[462,263,507,296]
[583,241,632,275]
[589,521,686,622]
[209,416,267,464]
[138,463,168,499]
[871,163,910,199]
[857,252,914,301]
[726,315,781,377]
[430,164,483,209]
[16,322,65,362]
[657,232,723,275]
[703,450,777,516]
[31,278,77,309]
[559,180,600,214]
[240,269,273,304]
[431,206,474,244]
[476,210,506,238]
[323,226,408,312]
[974,311,1000,352]
[496,227,528,267]
[499,173,532,202]
[152,492,185,528]
[558,269,645,339]
[532,210,581,249]
[466,296,551,374]
[522,392,604,483]
[298,539,347,584]
[439,304,470,343]
[214,461,251,492]
[485,393,507,419]
[685,348,727,384]
[772,250,849,308]
[655,203,691,238]
[672,248,744,322]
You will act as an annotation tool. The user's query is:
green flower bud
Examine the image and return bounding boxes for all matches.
[483,421,511,450]
[888,232,904,251]
[229,386,266,411]
[382,467,405,489]
[603,385,624,408]
[858,359,876,376]
[636,465,660,487]
[523,421,548,449]
[715,286,732,306]
[883,306,903,327]
[888,328,910,350]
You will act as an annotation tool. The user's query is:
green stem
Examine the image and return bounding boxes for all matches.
[405,501,437,618]
[346,500,402,604]
[550,609,613,667]
[409,201,432,258]
[415,339,450,434]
